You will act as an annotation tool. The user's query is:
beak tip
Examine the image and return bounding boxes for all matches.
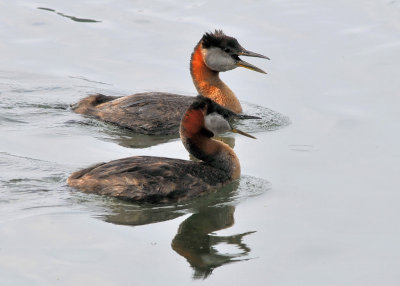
[231,128,257,139]
[258,69,267,74]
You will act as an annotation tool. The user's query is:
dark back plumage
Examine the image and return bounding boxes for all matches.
[67,156,232,203]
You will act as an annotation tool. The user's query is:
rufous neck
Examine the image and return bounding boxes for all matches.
[190,42,243,113]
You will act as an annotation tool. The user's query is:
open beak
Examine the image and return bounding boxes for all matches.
[236,49,269,74]
[231,128,257,139]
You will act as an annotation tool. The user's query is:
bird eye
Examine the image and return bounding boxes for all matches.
[224,48,231,53]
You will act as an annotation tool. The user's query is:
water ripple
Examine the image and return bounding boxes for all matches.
[37,7,101,23]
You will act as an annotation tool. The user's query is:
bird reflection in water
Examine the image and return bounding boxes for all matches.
[96,179,259,279]
[172,204,255,279]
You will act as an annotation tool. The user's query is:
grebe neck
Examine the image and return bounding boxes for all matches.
[190,42,243,113]
[180,109,241,180]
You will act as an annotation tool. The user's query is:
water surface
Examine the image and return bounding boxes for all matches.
[1,0,400,285]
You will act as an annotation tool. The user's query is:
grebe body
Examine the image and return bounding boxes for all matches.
[72,30,268,135]
[67,96,255,203]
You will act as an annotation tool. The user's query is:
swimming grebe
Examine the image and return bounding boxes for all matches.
[67,96,255,203]
[72,30,269,135]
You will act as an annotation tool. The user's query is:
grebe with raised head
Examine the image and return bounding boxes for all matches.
[67,95,255,203]
[72,30,269,135]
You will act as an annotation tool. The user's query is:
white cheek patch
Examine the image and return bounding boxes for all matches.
[204,112,231,135]
[204,47,237,72]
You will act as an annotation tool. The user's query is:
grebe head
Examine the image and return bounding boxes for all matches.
[181,96,255,140]
[201,30,269,73]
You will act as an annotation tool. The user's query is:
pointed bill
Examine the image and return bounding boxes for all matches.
[235,114,262,120]
[236,48,269,73]
[239,50,270,60]
[236,59,267,74]
[231,128,257,139]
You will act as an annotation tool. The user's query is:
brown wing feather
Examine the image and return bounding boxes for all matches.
[72,93,194,135]
[67,156,232,203]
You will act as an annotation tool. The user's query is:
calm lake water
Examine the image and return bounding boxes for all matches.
[1,0,400,285]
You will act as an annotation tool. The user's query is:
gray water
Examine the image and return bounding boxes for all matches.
[1,0,400,285]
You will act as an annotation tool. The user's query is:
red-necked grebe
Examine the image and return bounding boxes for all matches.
[72,30,269,135]
[67,95,255,203]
